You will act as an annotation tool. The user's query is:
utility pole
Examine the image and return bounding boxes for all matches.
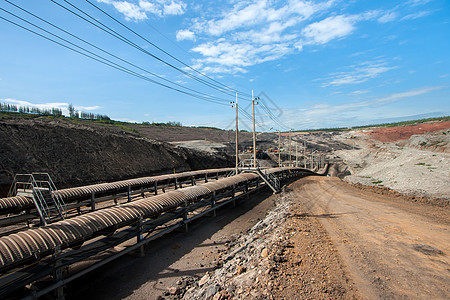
[278,130,281,167]
[311,150,317,170]
[295,143,298,167]
[303,140,306,168]
[252,91,259,168]
[288,130,292,167]
[231,93,239,174]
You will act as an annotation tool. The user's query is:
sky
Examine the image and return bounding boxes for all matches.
[0,0,449,131]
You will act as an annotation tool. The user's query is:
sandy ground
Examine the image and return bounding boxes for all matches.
[292,177,449,299]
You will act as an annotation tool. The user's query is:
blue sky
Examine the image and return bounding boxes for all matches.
[0,0,449,131]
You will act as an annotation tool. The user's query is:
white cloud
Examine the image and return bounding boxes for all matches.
[185,5,389,74]
[374,86,443,104]
[176,29,195,41]
[192,41,292,73]
[401,10,431,21]
[139,0,162,16]
[163,1,186,15]
[112,1,148,21]
[77,105,102,111]
[351,90,370,95]
[322,61,396,87]
[300,15,357,45]
[406,0,432,7]
[193,0,334,37]
[181,0,339,73]
[176,1,423,75]
[283,86,445,128]
[97,0,186,20]
[298,10,382,47]
[378,12,398,23]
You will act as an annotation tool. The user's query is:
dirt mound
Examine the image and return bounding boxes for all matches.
[0,115,233,196]
[365,121,450,142]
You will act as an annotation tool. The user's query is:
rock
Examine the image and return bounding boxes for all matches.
[199,273,210,287]
[261,248,269,258]
[272,255,284,263]
[204,285,220,299]
[212,290,230,300]
[168,286,179,295]
[235,265,247,275]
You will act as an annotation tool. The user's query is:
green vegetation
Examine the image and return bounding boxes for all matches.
[372,180,383,184]
[0,102,110,121]
[295,116,449,133]
[1,102,447,134]
[116,124,138,133]
[416,162,432,166]
[1,102,62,117]
[142,121,183,127]
[195,126,221,130]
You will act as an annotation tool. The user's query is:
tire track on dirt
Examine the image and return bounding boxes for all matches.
[292,176,450,299]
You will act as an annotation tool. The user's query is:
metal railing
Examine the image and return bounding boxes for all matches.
[8,173,65,225]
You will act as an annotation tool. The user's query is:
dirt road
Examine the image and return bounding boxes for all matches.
[292,176,449,299]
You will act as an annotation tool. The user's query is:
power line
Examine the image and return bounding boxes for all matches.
[258,98,291,130]
[84,0,253,99]
[0,13,229,106]
[2,1,232,104]
[50,0,248,100]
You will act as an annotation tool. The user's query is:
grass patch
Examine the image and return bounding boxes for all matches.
[372,180,383,184]
[416,162,426,166]
[115,124,138,133]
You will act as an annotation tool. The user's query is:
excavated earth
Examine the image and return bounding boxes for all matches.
[0,115,234,196]
[1,115,449,299]
[333,122,449,200]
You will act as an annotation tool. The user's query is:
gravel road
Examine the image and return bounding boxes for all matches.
[293,176,449,299]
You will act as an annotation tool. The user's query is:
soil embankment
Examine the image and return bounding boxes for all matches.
[0,115,233,196]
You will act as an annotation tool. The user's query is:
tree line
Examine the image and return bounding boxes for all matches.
[0,102,110,121]
[0,102,63,116]
[141,121,182,127]
[68,104,110,121]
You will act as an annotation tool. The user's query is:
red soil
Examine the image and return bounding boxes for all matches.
[365,121,450,143]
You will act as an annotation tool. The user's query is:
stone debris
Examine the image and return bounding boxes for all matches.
[177,194,293,299]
